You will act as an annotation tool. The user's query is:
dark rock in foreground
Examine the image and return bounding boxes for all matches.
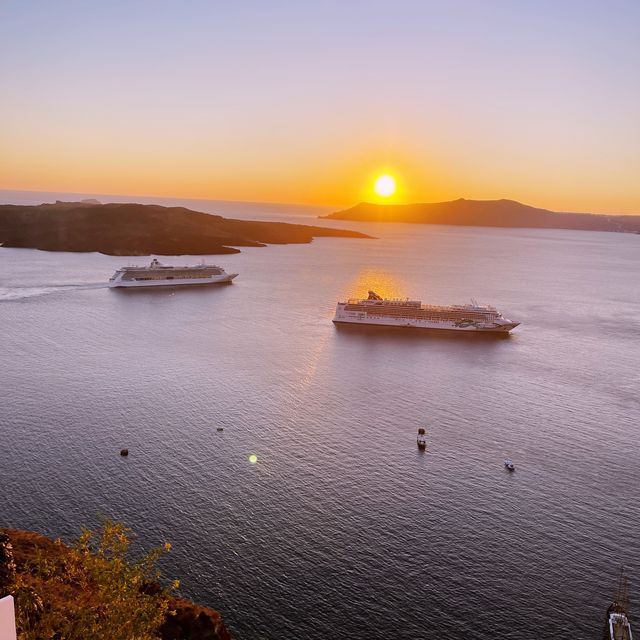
[0,201,372,255]
[323,198,640,233]
[161,597,232,640]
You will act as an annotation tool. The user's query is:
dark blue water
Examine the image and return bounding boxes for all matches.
[1,200,639,639]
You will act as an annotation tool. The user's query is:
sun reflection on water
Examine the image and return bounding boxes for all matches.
[342,268,409,301]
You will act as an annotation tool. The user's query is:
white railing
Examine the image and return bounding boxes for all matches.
[0,595,17,640]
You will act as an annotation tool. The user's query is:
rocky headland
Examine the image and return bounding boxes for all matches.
[323,198,640,233]
[0,201,372,255]
[0,527,232,639]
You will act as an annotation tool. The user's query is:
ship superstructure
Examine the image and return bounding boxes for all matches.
[109,259,238,288]
[333,291,519,333]
[605,570,634,640]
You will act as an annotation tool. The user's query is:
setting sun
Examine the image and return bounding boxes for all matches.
[374,174,397,198]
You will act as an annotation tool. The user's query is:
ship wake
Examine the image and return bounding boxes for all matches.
[0,283,108,302]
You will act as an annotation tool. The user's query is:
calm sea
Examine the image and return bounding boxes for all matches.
[1,193,639,639]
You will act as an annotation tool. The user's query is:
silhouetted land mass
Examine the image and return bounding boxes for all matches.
[0,201,372,255]
[323,199,640,233]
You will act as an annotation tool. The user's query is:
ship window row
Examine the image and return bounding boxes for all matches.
[346,304,494,315]
[345,306,494,320]
[123,272,217,281]
[381,313,489,321]
[123,269,221,276]
[348,313,469,322]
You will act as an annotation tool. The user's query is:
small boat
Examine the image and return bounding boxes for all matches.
[504,459,515,471]
[604,568,633,640]
[216,427,224,432]
[417,428,427,450]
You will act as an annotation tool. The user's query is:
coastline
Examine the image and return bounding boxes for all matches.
[323,199,640,234]
[0,201,372,256]
[0,528,232,640]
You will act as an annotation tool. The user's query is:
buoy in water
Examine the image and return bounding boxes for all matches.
[120,448,129,456]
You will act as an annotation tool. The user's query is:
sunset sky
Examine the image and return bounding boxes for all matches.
[1,0,639,213]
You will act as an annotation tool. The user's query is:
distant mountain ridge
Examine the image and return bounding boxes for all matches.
[323,198,640,233]
[0,201,371,255]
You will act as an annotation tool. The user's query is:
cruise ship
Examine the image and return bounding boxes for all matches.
[108,259,238,288]
[333,291,519,333]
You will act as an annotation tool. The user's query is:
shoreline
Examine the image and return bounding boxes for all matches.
[0,527,232,640]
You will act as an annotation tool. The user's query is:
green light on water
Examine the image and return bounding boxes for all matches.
[249,454,258,464]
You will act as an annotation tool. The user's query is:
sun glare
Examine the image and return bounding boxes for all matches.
[374,174,396,198]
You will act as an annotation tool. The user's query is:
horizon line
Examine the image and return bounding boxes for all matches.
[0,187,637,217]
[0,187,343,211]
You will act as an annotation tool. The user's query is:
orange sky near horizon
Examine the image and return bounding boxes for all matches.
[3,148,638,215]
[1,2,639,215]
[3,128,639,214]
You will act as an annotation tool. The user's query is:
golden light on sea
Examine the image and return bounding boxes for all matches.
[374,174,397,198]
[347,268,408,301]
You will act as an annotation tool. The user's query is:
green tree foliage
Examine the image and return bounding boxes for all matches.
[12,521,177,640]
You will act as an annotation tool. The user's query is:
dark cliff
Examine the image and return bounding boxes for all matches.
[0,201,371,255]
[323,199,640,233]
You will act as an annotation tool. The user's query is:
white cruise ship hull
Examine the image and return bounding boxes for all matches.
[333,310,518,333]
[109,273,238,288]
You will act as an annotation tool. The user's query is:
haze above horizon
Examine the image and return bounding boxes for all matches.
[1,1,639,214]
